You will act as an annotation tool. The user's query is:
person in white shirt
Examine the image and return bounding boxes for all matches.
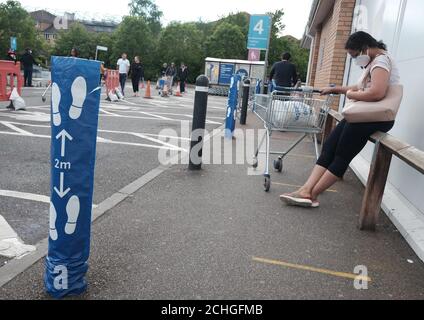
[117,53,130,96]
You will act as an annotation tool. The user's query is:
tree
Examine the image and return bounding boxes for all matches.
[53,23,96,59]
[205,23,247,60]
[0,1,43,60]
[129,0,163,35]
[267,9,309,81]
[111,16,156,79]
[157,22,203,83]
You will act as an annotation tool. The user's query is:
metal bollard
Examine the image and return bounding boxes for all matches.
[240,79,250,125]
[189,75,209,171]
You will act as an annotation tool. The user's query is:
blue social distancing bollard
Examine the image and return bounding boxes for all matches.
[225,74,241,139]
[45,57,101,298]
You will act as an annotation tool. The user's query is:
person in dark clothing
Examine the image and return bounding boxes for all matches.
[70,47,79,57]
[269,52,298,88]
[166,62,177,86]
[160,63,168,77]
[21,48,37,87]
[131,56,144,97]
[178,63,189,94]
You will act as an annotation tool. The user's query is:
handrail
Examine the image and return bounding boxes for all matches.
[323,109,424,230]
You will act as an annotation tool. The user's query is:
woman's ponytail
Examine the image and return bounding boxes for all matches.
[377,41,387,50]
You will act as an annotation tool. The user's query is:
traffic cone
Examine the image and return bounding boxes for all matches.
[144,80,152,99]
[175,82,182,97]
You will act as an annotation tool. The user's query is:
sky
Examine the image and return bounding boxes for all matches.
[16,0,313,39]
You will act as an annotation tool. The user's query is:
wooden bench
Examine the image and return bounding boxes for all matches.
[323,109,424,231]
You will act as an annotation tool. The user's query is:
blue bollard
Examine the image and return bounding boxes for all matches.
[44,57,101,299]
[225,74,241,139]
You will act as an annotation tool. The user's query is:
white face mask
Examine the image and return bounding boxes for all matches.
[354,53,371,68]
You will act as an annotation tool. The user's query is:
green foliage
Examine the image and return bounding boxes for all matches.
[111,16,156,79]
[205,22,247,60]
[0,2,311,83]
[156,22,203,83]
[0,0,43,60]
[267,9,309,81]
[53,23,96,59]
[129,0,163,35]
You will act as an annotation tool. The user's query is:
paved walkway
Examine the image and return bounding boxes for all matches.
[1,113,424,300]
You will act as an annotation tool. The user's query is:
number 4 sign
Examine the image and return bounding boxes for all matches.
[247,15,271,50]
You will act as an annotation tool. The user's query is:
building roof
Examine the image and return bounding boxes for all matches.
[30,10,56,24]
[301,0,336,49]
[30,10,118,35]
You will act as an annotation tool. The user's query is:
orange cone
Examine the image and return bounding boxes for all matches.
[175,82,182,97]
[144,80,152,99]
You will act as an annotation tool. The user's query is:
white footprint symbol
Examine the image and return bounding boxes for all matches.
[49,202,58,241]
[65,195,80,235]
[51,83,62,127]
[69,76,87,120]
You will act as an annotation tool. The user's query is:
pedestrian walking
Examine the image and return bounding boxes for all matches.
[131,56,144,97]
[280,31,402,209]
[117,53,130,96]
[21,48,37,87]
[178,63,189,94]
[269,52,298,89]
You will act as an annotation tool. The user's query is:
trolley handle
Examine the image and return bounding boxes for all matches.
[272,86,323,94]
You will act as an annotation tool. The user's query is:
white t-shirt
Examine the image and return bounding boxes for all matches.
[117,58,130,74]
[371,53,401,85]
[360,53,401,89]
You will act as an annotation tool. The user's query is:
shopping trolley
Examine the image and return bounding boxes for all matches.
[252,86,333,192]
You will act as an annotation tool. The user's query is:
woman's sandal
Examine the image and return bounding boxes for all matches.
[280,192,320,209]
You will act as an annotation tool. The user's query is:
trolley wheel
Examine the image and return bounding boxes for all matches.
[42,97,46,103]
[252,158,258,169]
[264,175,271,192]
[273,158,283,173]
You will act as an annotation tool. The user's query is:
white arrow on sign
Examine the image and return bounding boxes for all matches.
[54,172,71,198]
[56,129,73,158]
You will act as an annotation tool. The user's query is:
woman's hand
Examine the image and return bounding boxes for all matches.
[320,87,336,95]
[346,90,355,99]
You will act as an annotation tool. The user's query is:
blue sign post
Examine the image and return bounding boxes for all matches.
[10,37,17,51]
[248,15,271,93]
[225,74,241,139]
[247,15,271,50]
[45,57,101,298]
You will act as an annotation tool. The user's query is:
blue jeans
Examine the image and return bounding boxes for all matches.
[119,73,127,96]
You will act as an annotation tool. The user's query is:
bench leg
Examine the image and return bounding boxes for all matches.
[359,141,392,231]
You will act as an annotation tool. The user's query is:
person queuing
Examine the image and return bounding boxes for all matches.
[131,56,144,97]
[117,53,130,96]
[166,62,177,86]
[21,48,37,87]
[269,52,299,89]
[178,63,189,94]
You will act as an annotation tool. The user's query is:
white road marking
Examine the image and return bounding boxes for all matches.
[0,122,35,136]
[0,121,192,141]
[0,130,184,151]
[0,190,50,204]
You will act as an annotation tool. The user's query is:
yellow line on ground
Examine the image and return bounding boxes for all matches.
[273,182,338,193]
[252,257,371,282]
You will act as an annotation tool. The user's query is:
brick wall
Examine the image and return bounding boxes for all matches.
[309,0,356,93]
